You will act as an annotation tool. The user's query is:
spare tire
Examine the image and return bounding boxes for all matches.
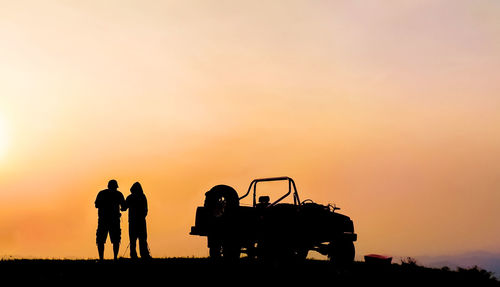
[204,185,239,218]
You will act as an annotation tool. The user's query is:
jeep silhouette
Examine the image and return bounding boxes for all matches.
[190,177,357,262]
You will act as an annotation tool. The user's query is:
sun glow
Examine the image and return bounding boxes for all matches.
[0,116,9,160]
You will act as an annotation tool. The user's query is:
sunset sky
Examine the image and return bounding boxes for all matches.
[0,0,499,260]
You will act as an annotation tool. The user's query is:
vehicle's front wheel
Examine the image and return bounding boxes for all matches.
[208,237,222,259]
[209,246,222,259]
[222,241,241,262]
[293,248,309,262]
[328,240,355,265]
[208,238,240,261]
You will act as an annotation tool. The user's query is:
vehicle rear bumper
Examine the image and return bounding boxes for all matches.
[190,226,207,236]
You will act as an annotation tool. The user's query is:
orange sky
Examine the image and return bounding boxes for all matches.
[0,0,499,260]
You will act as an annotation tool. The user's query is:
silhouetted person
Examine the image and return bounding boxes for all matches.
[95,179,126,260]
[124,182,151,259]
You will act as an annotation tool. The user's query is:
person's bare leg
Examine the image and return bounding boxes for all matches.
[113,243,119,260]
[97,243,105,261]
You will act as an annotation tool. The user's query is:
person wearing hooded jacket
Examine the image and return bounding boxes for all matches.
[124,182,151,259]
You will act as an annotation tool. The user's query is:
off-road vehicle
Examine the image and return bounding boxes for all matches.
[190,177,357,262]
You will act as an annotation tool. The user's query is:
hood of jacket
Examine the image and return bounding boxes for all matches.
[130,182,143,195]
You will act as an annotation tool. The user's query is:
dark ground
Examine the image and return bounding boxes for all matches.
[0,258,498,286]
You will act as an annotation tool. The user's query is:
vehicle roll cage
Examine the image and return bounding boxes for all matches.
[239,176,301,207]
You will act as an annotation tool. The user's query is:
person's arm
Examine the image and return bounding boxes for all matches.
[144,196,148,217]
[121,194,127,211]
[95,192,101,208]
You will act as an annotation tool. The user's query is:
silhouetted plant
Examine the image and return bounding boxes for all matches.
[457,266,495,281]
[401,257,418,267]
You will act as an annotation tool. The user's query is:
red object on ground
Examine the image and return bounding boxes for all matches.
[364,254,393,264]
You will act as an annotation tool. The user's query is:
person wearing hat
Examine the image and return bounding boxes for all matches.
[94,179,126,260]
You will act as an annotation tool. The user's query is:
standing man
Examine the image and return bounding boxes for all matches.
[95,179,126,260]
[124,182,151,259]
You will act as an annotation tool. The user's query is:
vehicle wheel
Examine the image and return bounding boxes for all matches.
[208,237,222,260]
[209,245,222,259]
[256,241,274,262]
[245,243,257,260]
[293,248,309,261]
[209,240,240,261]
[204,185,239,218]
[222,241,241,262]
[328,240,355,265]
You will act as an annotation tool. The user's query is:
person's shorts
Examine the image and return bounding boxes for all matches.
[96,217,121,244]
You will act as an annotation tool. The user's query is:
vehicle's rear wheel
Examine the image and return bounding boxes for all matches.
[209,243,222,259]
[222,241,241,262]
[208,239,240,261]
[208,236,222,259]
[328,240,355,265]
